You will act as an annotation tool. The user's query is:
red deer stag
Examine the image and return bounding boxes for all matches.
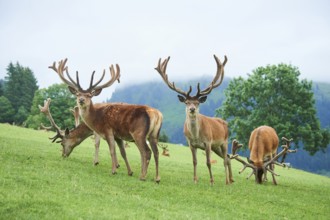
[39,98,110,166]
[231,125,297,185]
[155,55,233,185]
[49,59,163,182]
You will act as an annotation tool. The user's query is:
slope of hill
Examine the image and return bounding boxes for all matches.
[109,79,330,175]
[1,123,330,219]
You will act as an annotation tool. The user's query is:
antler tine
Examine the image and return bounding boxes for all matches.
[231,139,243,156]
[263,137,297,169]
[91,64,120,92]
[70,106,80,127]
[155,57,190,97]
[38,98,64,142]
[197,55,227,97]
[49,58,79,90]
[232,156,256,174]
[89,70,105,90]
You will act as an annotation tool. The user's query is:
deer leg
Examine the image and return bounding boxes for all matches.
[133,137,150,181]
[190,146,198,183]
[223,142,234,183]
[148,136,160,183]
[213,145,232,185]
[93,133,100,166]
[205,144,214,185]
[115,138,133,176]
[105,134,118,175]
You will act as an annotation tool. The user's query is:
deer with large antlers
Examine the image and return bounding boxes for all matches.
[39,98,106,165]
[49,59,163,182]
[231,125,297,185]
[155,55,233,185]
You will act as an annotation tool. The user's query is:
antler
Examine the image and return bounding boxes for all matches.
[70,106,80,127]
[49,58,121,93]
[38,98,64,143]
[231,139,243,156]
[196,55,227,97]
[155,56,191,97]
[49,59,79,90]
[155,55,227,99]
[263,137,297,174]
[230,140,256,176]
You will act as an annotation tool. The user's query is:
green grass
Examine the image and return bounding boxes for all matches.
[1,123,329,219]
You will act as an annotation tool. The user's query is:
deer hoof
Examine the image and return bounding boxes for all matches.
[116,164,120,168]
[93,161,99,166]
[111,171,117,175]
[128,171,133,176]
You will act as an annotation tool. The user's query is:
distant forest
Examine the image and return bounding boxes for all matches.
[109,79,330,176]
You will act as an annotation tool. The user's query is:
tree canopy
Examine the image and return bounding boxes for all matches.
[217,63,330,155]
[25,84,76,130]
[3,62,38,124]
[0,96,15,123]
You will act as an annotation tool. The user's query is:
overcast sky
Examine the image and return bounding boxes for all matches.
[1,0,329,102]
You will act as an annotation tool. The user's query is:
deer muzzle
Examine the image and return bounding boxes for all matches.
[79,97,85,105]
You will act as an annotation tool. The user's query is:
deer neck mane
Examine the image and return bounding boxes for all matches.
[79,101,96,126]
[185,113,201,138]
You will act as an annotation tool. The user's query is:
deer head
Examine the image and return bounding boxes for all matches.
[49,58,120,110]
[39,98,93,157]
[155,55,227,118]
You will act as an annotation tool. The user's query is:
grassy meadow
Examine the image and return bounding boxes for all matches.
[0,123,329,219]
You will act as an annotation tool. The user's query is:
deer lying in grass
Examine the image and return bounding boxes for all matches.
[155,55,233,185]
[231,125,297,185]
[49,59,163,182]
[39,98,111,166]
[158,143,170,157]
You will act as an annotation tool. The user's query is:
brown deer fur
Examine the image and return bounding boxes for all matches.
[155,55,233,185]
[49,59,163,182]
[248,125,279,184]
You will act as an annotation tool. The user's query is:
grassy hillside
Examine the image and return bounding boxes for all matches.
[1,123,330,219]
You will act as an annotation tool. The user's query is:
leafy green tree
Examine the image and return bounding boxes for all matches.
[159,131,169,143]
[14,106,29,125]
[0,96,15,123]
[26,84,76,130]
[217,63,330,155]
[0,79,4,96]
[3,62,38,124]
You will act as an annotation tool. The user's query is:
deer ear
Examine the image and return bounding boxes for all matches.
[68,86,77,95]
[177,95,186,103]
[198,96,207,103]
[92,89,102,96]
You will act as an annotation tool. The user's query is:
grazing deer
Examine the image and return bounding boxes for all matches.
[39,98,110,166]
[155,55,233,185]
[71,106,101,165]
[49,59,163,182]
[231,125,297,185]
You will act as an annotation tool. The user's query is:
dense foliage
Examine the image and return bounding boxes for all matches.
[2,62,38,125]
[25,84,76,130]
[216,64,330,155]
